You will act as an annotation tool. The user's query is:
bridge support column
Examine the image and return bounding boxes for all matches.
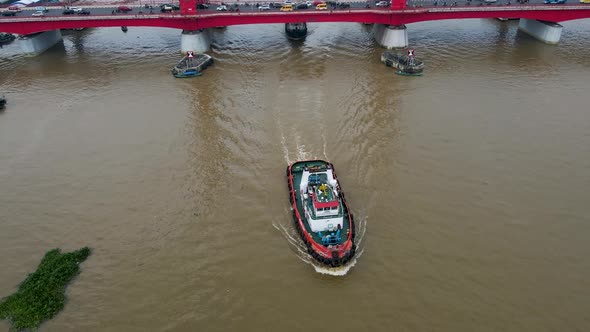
[285,23,307,40]
[180,29,211,54]
[518,19,562,44]
[373,24,408,49]
[19,30,62,55]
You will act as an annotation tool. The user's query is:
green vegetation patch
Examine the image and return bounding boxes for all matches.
[0,247,91,331]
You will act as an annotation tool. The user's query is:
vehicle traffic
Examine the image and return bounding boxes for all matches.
[116,6,133,12]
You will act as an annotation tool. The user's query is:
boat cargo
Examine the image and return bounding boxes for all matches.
[381,51,424,76]
[287,160,356,267]
[171,53,213,78]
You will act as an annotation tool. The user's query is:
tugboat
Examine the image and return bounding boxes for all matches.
[381,49,424,76]
[0,95,6,110]
[287,160,356,267]
[171,52,213,78]
[0,33,16,44]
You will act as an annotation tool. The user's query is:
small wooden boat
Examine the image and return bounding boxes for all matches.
[287,160,356,267]
[381,50,424,76]
[121,26,128,32]
[171,53,213,78]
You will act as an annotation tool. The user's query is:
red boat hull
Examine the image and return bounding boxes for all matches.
[286,160,356,267]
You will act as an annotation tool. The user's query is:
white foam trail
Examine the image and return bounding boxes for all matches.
[311,249,364,276]
[294,134,309,161]
[276,116,291,165]
[274,205,367,277]
[352,215,368,248]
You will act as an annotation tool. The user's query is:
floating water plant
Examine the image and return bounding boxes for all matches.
[0,247,91,331]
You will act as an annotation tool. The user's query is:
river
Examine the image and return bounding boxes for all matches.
[1,19,589,331]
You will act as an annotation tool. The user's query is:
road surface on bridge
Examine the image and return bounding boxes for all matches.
[2,0,590,18]
[2,0,590,35]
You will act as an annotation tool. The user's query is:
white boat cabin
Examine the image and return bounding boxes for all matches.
[299,167,344,233]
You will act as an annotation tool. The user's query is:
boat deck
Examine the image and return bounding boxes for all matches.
[291,160,350,246]
[172,54,213,77]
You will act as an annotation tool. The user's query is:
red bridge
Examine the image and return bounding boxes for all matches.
[2,0,590,53]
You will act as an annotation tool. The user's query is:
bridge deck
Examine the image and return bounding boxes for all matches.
[2,5,590,35]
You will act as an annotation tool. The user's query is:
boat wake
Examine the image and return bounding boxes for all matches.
[273,206,368,276]
[276,116,328,165]
[311,249,364,276]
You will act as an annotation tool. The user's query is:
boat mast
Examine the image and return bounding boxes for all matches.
[407,48,415,66]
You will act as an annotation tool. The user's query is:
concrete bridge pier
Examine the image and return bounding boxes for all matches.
[518,19,563,44]
[180,29,211,54]
[285,23,307,40]
[372,24,408,49]
[19,30,62,55]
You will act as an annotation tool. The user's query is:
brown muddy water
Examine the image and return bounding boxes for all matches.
[1,19,589,331]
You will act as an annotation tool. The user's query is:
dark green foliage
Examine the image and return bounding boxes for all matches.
[0,247,91,331]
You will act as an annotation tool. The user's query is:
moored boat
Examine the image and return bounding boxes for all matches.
[0,33,16,44]
[171,53,213,78]
[381,50,424,76]
[287,160,356,267]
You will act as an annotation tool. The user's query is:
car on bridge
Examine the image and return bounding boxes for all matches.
[78,9,91,15]
[63,9,76,14]
[116,6,133,13]
[32,11,45,17]
[216,5,228,10]
[543,0,566,3]
[315,3,327,9]
[66,6,83,13]
[280,4,294,10]
[2,11,16,16]
[197,3,209,9]
[581,0,590,3]
[258,4,271,10]
[8,6,23,12]
[376,1,389,7]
